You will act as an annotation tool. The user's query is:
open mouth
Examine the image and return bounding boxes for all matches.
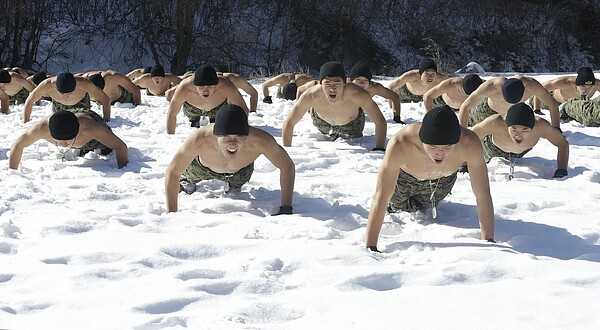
[202,93,210,97]
[226,148,238,157]
[328,93,337,100]
[434,158,444,164]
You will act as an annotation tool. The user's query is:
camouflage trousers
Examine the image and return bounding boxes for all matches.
[8,88,29,104]
[52,93,92,112]
[183,157,254,188]
[389,169,457,212]
[310,108,365,139]
[482,135,531,160]
[182,99,227,125]
[395,84,423,103]
[561,98,600,127]
[112,85,134,104]
[469,98,498,127]
[395,84,446,106]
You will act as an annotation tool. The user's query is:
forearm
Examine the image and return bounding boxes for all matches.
[279,167,295,206]
[166,112,178,134]
[23,104,32,122]
[116,147,129,169]
[103,104,111,122]
[250,95,258,112]
[476,196,495,240]
[423,96,434,111]
[557,146,569,170]
[458,106,470,127]
[365,196,387,246]
[547,104,560,128]
[282,122,293,147]
[8,149,23,170]
[165,172,180,212]
[375,123,387,149]
[532,96,541,110]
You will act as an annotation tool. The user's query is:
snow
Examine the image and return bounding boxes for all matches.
[1,74,600,329]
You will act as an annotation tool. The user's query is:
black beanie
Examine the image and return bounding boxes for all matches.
[282,82,298,100]
[193,65,219,86]
[419,58,437,74]
[0,69,12,83]
[319,61,346,82]
[49,110,80,140]
[143,66,152,74]
[56,72,77,93]
[575,67,595,86]
[213,104,249,136]
[462,73,483,95]
[505,103,535,129]
[419,105,461,145]
[350,62,372,81]
[32,71,47,85]
[88,73,105,90]
[501,78,525,104]
[150,65,165,77]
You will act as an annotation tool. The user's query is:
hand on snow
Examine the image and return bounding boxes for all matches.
[552,169,568,178]
[272,205,293,216]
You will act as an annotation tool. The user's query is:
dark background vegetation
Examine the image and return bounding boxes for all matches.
[1,0,599,77]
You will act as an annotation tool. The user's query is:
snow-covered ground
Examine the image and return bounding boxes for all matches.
[1,74,600,329]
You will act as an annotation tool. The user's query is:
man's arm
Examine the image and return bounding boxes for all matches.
[358,90,387,149]
[370,83,401,117]
[540,120,569,171]
[528,79,561,128]
[223,79,249,114]
[0,89,9,114]
[470,115,498,140]
[258,131,295,207]
[22,83,47,122]
[165,135,200,212]
[462,131,495,240]
[365,137,403,248]
[261,75,285,98]
[166,85,186,134]
[81,78,112,121]
[232,78,258,112]
[296,81,317,99]
[116,75,142,105]
[14,75,36,92]
[387,71,412,92]
[85,120,129,168]
[422,81,447,111]
[9,125,44,169]
[458,87,487,127]
[282,93,312,147]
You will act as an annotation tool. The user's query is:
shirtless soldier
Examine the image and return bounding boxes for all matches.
[365,106,495,252]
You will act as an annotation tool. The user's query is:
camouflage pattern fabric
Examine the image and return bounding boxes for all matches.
[112,85,134,104]
[52,93,92,112]
[182,99,227,125]
[310,108,365,139]
[468,98,498,127]
[8,87,29,104]
[183,157,254,188]
[561,98,600,127]
[388,169,457,212]
[394,84,423,103]
[481,135,531,160]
